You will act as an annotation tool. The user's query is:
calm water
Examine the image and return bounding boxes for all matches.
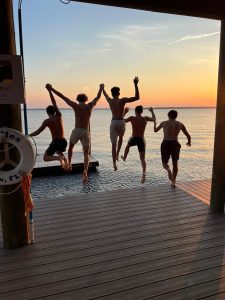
[26,108,215,200]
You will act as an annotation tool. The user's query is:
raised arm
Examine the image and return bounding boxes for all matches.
[181,124,191,146]
[123,76,140,103]
[46,84,61,115]
[148,107,156,122]
[102,87,111,104]
[90,84,104,107]
[29,121,47,137]
[49,85,76,108]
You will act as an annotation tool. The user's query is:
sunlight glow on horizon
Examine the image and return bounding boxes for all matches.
[14,0,220,109]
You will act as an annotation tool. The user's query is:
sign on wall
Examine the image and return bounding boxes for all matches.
[0,55,25,104]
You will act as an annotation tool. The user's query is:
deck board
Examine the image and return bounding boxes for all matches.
[0,179,225,299]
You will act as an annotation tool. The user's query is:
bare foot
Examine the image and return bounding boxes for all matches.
[141,173,146,184]
[59,155,68,170]
[82,171,88,184]
[171,180,176,188]
[67,164,73,172]
[167,168,173,182]
[113,162,118,171]
[121,155,126,162]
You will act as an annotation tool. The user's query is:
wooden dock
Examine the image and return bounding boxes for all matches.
[32,152,99,176]
[1,179,225,299]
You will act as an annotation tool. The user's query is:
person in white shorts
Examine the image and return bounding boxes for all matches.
[47,83,104,183]
[103,77,140,171]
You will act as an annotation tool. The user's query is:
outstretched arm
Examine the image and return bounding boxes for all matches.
[90,84,105,107]
[29,121,47,137]
[123,76,140,103]
[181,124,191,146]
[124,116,132,123]
[46,84,61,115]
[154,121,163,133]
[48,84,76,108]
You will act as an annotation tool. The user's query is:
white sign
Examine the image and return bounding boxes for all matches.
[0,55,25,104]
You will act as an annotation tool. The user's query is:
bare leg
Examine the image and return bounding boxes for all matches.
[112,143,118,171]
[171,160,178,187]
[116,136,123,161]
[121,144,130,161]
[140,151,146,184]
[67,143,74,171]
[162,162,174,184]
[83,146,89,184]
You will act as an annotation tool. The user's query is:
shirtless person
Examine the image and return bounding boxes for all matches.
[153,109,191,187]
[47,83,104,183]
[29,84,68,170]
[103,77,140,171]
[121,106,156,184]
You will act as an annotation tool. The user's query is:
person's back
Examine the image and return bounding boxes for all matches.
[109,98,126,120]
[73,102,92,129]
[130,115,148,137]
[45,114,65,140]
[162,119,182,141]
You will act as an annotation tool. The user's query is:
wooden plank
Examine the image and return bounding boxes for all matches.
[0,181,224,299]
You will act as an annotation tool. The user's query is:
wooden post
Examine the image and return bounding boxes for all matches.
[0,0,28,248]
[210,20,225,213]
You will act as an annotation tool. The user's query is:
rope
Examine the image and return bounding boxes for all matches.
[60,0,71,4]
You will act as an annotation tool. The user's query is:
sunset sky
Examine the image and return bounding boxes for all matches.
[14,0,220,108]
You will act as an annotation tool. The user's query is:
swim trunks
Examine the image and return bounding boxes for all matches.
[128,136,146,153]
[45,138,67,156]
[161,140,181,163]
[110,120,126,144]
[70,128,90,147]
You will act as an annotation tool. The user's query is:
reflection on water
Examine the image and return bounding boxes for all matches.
[27,108,215,200]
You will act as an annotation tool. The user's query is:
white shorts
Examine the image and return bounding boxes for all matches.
[70,128,90,147]
[110,120,126,144]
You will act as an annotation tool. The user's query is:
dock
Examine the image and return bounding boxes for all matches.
[1,179,225,299]
[32,152,99,176]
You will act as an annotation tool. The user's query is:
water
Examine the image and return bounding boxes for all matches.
[27,108,215,200]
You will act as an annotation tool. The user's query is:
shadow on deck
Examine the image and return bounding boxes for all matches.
[0,179,225,299]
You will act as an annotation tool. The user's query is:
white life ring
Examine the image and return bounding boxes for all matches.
[0,127,36,185]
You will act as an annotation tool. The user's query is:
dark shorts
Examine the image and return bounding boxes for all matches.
[128,136,146,153]
[45,138,67,156]
[161,140,181,163]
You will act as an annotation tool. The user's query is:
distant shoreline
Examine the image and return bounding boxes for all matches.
[24,107,216,110]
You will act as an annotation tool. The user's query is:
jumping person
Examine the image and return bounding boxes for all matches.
[103,77,140,171]
[47,83,104,184]
[29,84,68,170]
[121,106,156,184]
[153,109,191,187]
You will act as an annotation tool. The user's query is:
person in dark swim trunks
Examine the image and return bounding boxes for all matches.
[153,109,191,187]
[29,84,68,170]
[121,105,156,184]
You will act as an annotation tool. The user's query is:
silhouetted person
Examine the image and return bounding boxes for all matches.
[47,83,104,184]
[153,109,191,187]
[103,76,140,171]
[121,106,156,183]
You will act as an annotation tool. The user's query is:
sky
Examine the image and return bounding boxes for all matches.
[13,0,221,108]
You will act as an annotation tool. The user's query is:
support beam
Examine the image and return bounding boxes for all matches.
[0,0,28,248]
[210,20,225,213]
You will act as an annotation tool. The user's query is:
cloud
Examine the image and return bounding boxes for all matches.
[170,31,219,44]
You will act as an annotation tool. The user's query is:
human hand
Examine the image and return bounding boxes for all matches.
[100,83,104,89]
[186,142,191,147]
[124,107,129,115]
[133,76,139,85]
[45,83,52,90]
[148,107,153,112]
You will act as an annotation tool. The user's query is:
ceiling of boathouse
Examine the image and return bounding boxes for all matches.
[71,0,225,20]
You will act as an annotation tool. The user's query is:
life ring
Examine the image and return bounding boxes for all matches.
[0,127,36,185]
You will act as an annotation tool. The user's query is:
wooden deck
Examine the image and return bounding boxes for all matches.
[0,179,225,299]
[32,152,99,176]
